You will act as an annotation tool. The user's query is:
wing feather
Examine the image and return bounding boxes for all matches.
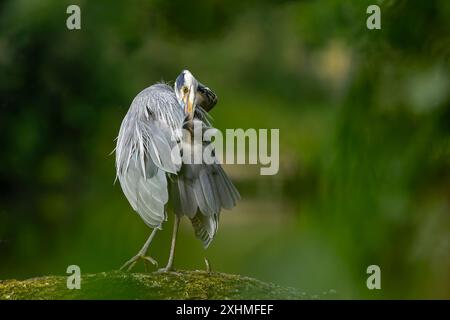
[116,84,183,228]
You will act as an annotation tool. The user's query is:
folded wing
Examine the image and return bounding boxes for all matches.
[116,84,184,228]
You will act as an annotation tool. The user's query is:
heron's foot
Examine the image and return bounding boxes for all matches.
[157,266,176,273]
[120,254,158,272]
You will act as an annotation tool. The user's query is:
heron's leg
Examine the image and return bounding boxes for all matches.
[120,228,158,272]
[159,214,180,272]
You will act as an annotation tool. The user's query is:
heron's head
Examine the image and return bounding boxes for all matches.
[175,70,198,116]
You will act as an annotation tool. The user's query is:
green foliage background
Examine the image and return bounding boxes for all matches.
[0,0,449,298]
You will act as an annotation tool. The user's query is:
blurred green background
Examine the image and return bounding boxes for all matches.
[0,0,449,299]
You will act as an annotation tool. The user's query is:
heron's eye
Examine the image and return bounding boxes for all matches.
[182,86,189,94]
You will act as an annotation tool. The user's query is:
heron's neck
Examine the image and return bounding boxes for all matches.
[182,113,200,144]
[185,111,194,123]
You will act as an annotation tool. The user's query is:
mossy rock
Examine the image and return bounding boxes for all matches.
[0,270,319,300]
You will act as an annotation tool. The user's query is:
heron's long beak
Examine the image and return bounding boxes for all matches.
[184,84,196,115]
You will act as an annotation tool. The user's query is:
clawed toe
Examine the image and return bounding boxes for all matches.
[120,255,158,272]
[157,267,175,273]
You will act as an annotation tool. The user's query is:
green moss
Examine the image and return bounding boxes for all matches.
[0,271,316,300]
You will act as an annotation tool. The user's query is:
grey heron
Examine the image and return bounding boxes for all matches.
[115,70,240,272]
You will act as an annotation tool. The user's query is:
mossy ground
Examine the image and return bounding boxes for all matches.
[0,270,318,300]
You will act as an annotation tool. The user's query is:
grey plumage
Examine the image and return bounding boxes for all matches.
[116,84,183,229]
[172,161,240,247]
[116,75,239,250]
